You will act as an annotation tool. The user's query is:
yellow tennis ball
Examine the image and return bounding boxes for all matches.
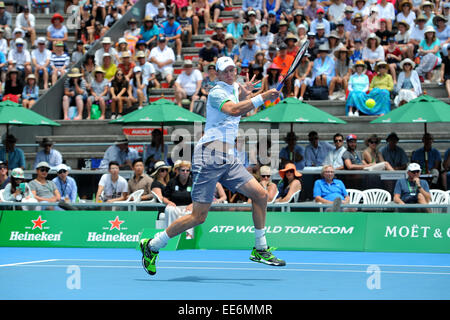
[366,98,376,108]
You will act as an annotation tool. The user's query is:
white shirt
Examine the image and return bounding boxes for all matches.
[149,45,175,73]
[137,61,155,83]
[31,48,51,66]
[199,81,241,145]
[15,12,35,29]
[94,47,119,65]
[99,173,128,199]
[396,11,416,28]
[175,69,203,96]
[376,3,395,20]
[328,3,346,22]
[410,25,425,42]
[8,49,31,67]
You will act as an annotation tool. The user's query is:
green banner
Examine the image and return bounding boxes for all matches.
[364,213,450,253]
[0,210,158,248]
[195,211,367,251]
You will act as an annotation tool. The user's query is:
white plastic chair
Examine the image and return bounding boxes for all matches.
[430,189,449,213]
[362,189,392,211]
[446,190,450,204]
[268,190,279,204]
[115,189,144,203]
[279,189,301,212]
[0,189,5,202]
[150,190,163,203]
[346,189,364,204]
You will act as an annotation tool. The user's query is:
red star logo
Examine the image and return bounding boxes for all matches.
[109,216,124,230]
[32,216,47,230]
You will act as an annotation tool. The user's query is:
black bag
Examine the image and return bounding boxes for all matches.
[308,86,329,100]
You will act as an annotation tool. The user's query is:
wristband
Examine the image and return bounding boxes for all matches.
[251,94,264,108]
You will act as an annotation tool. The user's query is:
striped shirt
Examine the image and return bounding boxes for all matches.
[50,52,70,69]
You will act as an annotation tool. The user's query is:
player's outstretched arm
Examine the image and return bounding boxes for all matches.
[221,89,280,117]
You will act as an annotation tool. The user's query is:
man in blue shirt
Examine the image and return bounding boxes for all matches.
[240,34,261,66]
[52,163,78,203]
[34,138,63,170]
[160,14,182,61]
[0,134,25,170]
[411,133,442,174]
[313,165,351,211]
[99,137,139,170]
[304,131,334,167]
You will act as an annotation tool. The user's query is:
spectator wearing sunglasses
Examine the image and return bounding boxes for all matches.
[393,163,431,212]
[275,163,302,203]
[251,165,278,203]
[304,131,334,168]
[52,164,77,203]
[33,138,63,170]
[150,161,171,203]
[29,161,61,209]
[323,133,347,170]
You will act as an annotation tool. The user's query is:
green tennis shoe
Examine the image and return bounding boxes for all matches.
[140,238,159,275]
[250,247,286,266]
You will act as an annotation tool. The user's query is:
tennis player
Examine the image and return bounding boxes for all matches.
[140,56,285,275]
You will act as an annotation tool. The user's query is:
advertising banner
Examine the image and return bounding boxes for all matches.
[0,211,158,248]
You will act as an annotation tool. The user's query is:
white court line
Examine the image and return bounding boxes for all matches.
[0,259,58,268]
[49,259,450,269]
[5,264,450,276]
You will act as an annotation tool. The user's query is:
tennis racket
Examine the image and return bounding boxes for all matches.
[276,40,310,91]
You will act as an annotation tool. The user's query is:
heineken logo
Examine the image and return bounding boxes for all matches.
[86,216,140,242]
[9,215,63,242]
[109,216,125,230]
[31,216,47,230]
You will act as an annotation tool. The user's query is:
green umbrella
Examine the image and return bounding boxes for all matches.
[109,98,206,159]
[242,97,346,132]
[0,101,61,135]
[370,94,450,172]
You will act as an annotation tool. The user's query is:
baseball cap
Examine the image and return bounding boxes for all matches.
[346,134,357,141]
[36,161,51,170]
[216,56,236,72]
[407,163,421,172]
[56,163,70,173]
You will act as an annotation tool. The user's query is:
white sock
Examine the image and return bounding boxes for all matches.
[149,230,170,252]
[254,228,268,251]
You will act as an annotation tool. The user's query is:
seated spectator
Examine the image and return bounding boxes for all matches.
[395,20,414,59]
[95,37,119,66]
[279,132,305,170]
[247,10,262,35]
[117,52,135,81]
[258,166,278,202]
[50,41,70,86]
[52,164,77,204]
[441,148,450,190]
[363,34,385,73]
[327,0,346,26]
[2,168,36,207]
[222,34,240,65]
[199,62,218,102]
[100,53,117,81]
[394,58,422,107]
[275,163,302,203]
[150,160,171,201]
[273,43,294,96]
[242,0,263,21]
[192,0,210,35]
[408,15,427,49]
[210,0,225,24]
[349,38,363,66]
[421,1,434,27]
[267,10,279,34]
[198,38,219,72]
[117,38,132,60]
[240,34,261,66]
[353,0,369,18]
[161,160,194,238]
[145,0,165,19]
[46,13,68,51]
[385,38,402,84]
[81,54,95,84]
[33,138,63,170]
[434,15,450,57]
[144,129,168,171]
[313,165,352,211]
[62,68,87,121]
[92,0,107,22]
[342,6,354,33]
[3,69,24,102]
[367,61,393,116]
[326,31,340,59]
[153,3,168,27]
[87,66,109,120]
[396,0,416,28]
[95,161,129,203]
[346,60,369,117]
[127,158,154,201]
[0,2,12,41]
[310,7,330,36]
[104,5,122,30]
[376,0,395,31]
[29,161,61,210]
[177,7,193,47]
[379,132,408,170]
[78,5,95,44]
[32,37,51,90]
[129,66,147,109]
[262,63,283,95]
[293,50,313,100]
[411,133,442,179]
[329,44,351,100]
[15,6,36,49]
[349,14,370,47]
[334,21,349,48]
[140,16,159,48]
[273,20,289,47]
[285,33,299,58]
[376,19,395,48]
[393,162,431,212]
[211,23,226,52]
[174,60,203,111]
[135,51,159,90]
[323,133,347,170]
[441,46,450,98]
[416,26,442,83]
[22,74,39,109]
[363,7,380,34]
[362,134,394,171]
[0,134,25,170]
[212,182,228,204]
[124,18,140,38]
[110,69,132,119]
[7,38,31,77]
[99,136,140,170]
[227,13,243,40]
[149,36,175,86]
[304,131,335,168]
[160,13,182,62]
[311,44,335,90]
[0,160,9,190]
[342,134,374,170]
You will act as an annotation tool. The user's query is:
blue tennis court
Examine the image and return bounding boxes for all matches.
[1,247,450,300]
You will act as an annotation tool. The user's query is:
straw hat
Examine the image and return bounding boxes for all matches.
[68,67,82,77]
[351,13,363,25]
[424,25,436,34]
[414,14,427,23]
[375,61,388,71]
[433,14,448,25]
[398,0,412,11]
[366,33,380,47]
[396,20,410,31]
[333,43,352,59]
[352,60,367,71]
[150,161,171,177]
[420,1,434,10]
[279,163,302,179]
[399,58,415,69]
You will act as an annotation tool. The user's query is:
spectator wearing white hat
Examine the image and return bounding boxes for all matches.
[135,51,159,90]
[149,36,175,86]
[52,164,77,203]
[129,66,147,109]
[29,161,61,209]
[87,66,109,120]
[416,25,442,83]
[10,28,27,51]
[32,37,51,89]
[174,59,203,111]
[7,37,31,76]
[394,58,422,107]
[393,162,431,212]
[94,37,119,65]
[2,168,36,206]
